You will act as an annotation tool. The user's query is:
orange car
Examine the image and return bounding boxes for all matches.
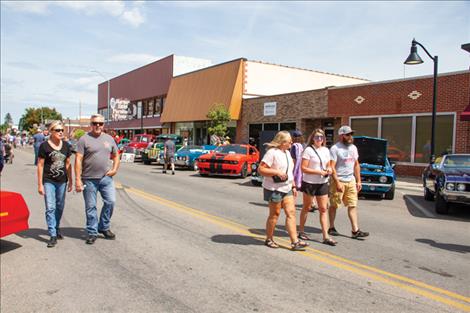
[0,191,30,238]
[197,144,259,178]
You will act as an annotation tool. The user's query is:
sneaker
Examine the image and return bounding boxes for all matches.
[98,229,116,240]
[86,235,97,245]
[351,229,369,239]
[47,236,57,248]
[56,229,64,240]
[328,227,339,236]
[172,171,175,175]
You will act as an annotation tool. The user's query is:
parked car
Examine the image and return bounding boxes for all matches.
[117,138,130,154]
[0,191,30,238]
[172,145,217,170]
[422,153,470,214]
[197,144,260,177]
[354,136,396,200]
[123,134,155,161]
[251,162,263,186]
[142,134,183,165]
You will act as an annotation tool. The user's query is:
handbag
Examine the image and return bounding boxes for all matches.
[311,145,329,178]
[272,151,289,183]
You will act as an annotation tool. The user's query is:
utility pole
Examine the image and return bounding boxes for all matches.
[79,99,82,127]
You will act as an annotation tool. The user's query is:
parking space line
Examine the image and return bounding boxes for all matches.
[122,184,470,312]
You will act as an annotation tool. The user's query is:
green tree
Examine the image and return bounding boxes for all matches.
[207,103,231,137]
[73,129,86,139]
[19,107,62,133]
[4,113,13,126]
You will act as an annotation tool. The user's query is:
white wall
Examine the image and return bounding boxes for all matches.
[173,56,213,77]
[244,61,369,97]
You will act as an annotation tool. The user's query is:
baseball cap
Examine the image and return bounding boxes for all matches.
[292,130,303,137]
[338,125,354,135]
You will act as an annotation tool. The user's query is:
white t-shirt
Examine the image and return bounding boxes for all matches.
[261,148,294,193]
[302,146,331,184]
[330,142,359,182]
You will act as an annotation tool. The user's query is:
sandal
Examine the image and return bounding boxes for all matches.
[291,240,309,251]
[264,239,279,249]
[322,238,337,246]
[298,232,311,241]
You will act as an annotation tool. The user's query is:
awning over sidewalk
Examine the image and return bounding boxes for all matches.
[161,59,244,123]
[461,103,470,121]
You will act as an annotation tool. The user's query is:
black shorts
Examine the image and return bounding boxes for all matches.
[301,181,329,196]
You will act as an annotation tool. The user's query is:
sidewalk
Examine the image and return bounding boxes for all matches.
[395,175,422,192]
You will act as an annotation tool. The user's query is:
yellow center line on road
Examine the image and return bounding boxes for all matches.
[120,184,470,312]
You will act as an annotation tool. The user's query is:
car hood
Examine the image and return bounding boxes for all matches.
[354,136,387,167]
[443,168,470,182]
[199,152,243,160]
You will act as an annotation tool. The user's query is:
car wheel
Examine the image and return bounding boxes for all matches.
[240,163,248,178]
[435,191,449,214]
[424,187,434,201]
[384,184,395,200]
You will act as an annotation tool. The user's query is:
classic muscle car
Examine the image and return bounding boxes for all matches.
[171,145,217,170]
[354,136,396,200]
[142,134,183,165]
[251,162,263,186]
[0,191,30,238]
[123,134,155,161]
[422,153,470,214]
[197,144,260,177]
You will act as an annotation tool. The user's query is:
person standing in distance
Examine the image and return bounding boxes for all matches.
[33,129,45,165]
[75,114,120,245]
[328,126,369,239]
[163,137,176,175]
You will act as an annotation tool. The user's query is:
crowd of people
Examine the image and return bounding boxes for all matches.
[258,126,369,251]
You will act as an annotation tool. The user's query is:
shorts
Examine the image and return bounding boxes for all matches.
[263,188,293,203]
[329,180,358,208]
[164,156,175,164]
[301,181,329,196]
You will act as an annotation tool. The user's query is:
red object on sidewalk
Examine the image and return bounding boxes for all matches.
[0,191,30,238]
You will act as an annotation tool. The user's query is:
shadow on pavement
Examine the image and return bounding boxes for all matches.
[404,194,470,221]
[0,239,22,254]
[248,201,267,208]
[211,234,264,246]
[416,238,470,254]
[235,180,258,187]
[248,228,288,238]
[15,227,88,243]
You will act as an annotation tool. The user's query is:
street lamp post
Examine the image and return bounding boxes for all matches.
[404,38,438,163]
[91,70,111,125]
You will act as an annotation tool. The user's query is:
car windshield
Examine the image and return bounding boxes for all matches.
[215,145,247,154]
[442,155,470,168]
[178,145,202,152]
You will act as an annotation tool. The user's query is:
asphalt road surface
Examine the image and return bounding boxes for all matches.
[1,148,469,313]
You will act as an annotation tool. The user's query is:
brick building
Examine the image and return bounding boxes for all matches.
[328,70,470,176]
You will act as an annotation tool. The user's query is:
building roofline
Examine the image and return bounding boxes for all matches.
[247,59,370,82]
[171,57,247,79]
[328,70,470,90]
[243,87,328,101]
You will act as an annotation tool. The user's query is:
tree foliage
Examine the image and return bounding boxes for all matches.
[19,107,62,133]
[207,103,231,137]
[4,113,13,126]
[73,129,86,139]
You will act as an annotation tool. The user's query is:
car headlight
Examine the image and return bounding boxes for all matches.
[457,183,466,192]
[251,164,257,171]
[379,176,388,183]
[446,183,455,191]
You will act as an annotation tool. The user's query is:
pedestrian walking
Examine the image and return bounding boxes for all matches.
[33,129,45,165]
[258,130,308,251]
[75,114,120,245]
[0,132,5,174]
[298,129,336,245]
[163,137,176,175]
[36,121,73,248]
[328,126,369,239]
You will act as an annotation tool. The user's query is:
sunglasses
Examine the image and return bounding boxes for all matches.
[314,135,324,140]
[91,122,104,126]
[53,129,64,133]
[343,133,353,137]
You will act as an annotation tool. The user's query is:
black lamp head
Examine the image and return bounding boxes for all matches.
[404,40,424,65]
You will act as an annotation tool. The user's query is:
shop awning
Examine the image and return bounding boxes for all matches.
[461,103,470,121]
[161,59,244,123]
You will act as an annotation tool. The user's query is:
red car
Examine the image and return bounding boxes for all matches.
[197,144,259,177]
[123,134,155,161]
[0,191,30,238]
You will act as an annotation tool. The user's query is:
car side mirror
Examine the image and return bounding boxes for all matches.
[431,163,440,170]
[391,163,396,169]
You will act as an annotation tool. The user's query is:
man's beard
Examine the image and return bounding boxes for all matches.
[342,137,353,146]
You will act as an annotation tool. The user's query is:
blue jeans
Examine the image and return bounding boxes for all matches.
[82,176,116,235]
[44,182,67,237]
[34,145,40,165]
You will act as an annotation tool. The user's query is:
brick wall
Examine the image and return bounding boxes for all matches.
[237,89,328,143]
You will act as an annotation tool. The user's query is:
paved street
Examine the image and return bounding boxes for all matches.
[1,148,470,313]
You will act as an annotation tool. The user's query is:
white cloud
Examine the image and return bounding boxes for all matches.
[107,53,160,65]
[4,1,145,27]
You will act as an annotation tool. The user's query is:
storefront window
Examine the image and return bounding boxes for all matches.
[155,98,162,116]
[280,123,296,131]
[148,99,154,117]
[351,118,378,137]
[263,123,278,131]
[415,115,454,163]
[382,117,412,162]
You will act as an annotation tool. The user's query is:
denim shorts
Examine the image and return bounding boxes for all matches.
[263,188,293,203]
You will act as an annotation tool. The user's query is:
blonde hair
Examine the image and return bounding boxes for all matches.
[264,131,291,150]
[48,120,63,132]
[91,114,105,120]
[306,128,326,147]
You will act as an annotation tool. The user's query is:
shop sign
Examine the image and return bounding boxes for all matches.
[264,102,277,116]
[110,98,131,121]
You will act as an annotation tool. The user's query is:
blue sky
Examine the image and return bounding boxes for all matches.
[1,1,469,124]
